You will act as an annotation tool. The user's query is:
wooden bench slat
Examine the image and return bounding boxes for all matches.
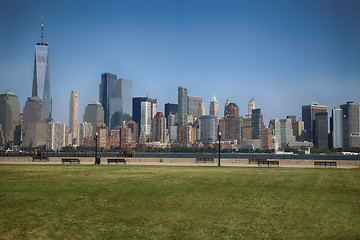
[314,161,337,168]
[255,159,279,167]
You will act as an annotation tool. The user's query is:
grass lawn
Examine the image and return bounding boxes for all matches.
[0,165,359,239]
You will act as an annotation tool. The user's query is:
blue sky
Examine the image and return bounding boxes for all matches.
[0,0,359,125]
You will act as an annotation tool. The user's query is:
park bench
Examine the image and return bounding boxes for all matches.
[248,158,267,164]
[196,157,214,163]
[62,158,80,164]
[248,158,258,164]
[257,160,279,167]
[267,160,280,167]
[107,158,126,164]
[314,161,337,168]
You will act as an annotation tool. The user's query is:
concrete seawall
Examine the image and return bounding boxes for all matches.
[0,157,359,168]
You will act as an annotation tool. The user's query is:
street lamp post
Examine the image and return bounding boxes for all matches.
[218,130,221,166]
[95,132,100,164]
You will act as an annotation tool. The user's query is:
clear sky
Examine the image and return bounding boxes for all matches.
[1,0,359,125]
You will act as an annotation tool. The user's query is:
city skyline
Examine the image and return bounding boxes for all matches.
[1,0,359,125]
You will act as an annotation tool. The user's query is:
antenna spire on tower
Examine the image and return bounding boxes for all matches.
[41,16,44,44]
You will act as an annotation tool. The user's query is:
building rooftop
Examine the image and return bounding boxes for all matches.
[211,92,217,102]
[89,101,101,105]
[28,96,42,101]
[0,90,17,96]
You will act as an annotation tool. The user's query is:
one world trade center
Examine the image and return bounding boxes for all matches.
[32,16,52,122]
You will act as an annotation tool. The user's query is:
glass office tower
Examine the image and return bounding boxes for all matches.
[340,101,360,148]
[178,86,188,130]
[0,90,20,143]
[133,97,148,135]
[187,96,203,120]
[273,119,295,149]
[100,73,132,130]
[331,107,343,148]
[200,115,216,143]
[109,78,133,130]
[99,73,117,127]
[32,17,52,122]
[251,108,262,139]
[165,103,178,119]
[133,97,156,137]
[302,103,327,143]
[314,112,328,148]
[140,101,152,135]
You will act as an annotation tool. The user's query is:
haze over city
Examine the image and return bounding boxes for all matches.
[1,0,359,125]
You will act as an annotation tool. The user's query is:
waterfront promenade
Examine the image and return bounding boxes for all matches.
[0,155,359,168]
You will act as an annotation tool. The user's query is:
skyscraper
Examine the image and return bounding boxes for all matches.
[132,97,147,134]
[251,108,263,139]
[187,96,204,121]
[314,112,328,148]
[164,103,178,119]
[32,17,52,122]
[167,114,177,142]
[262,127,272,150]
[125,120,138,143]
[22,97,47,147]
[272,119,296,149]
[209,92,219,118]
[200,115,216,143]
[152,112,167,143]
[286,116,304,141]
[224,116,242,144]
[201,102,205,116]
[302,102,327,143]
[99,73,117,126]
[224,99,241,143]
[248,98,255,117]
[96,125,109,149]
[133,97,157,136]
[78,122,93,146]
[340,101,360,148]
[330,107,343,148]
[99,73,132,130]
[109,78,133,129]
[46,121,68,151]
[0,125,4,147]
[0,90,20,144]
[241,116,252,139]
[14,113,23,146]
[178,86,188,137]
[141,101,152,135]
[83,102,104,136]
[224,100,240,118]
[69,90,78,139]
[179,125,194,145]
